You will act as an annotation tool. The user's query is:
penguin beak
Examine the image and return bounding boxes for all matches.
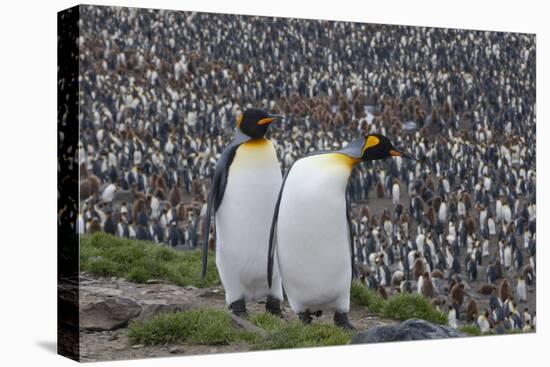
[390,148,415,160]
[257,114,283,126]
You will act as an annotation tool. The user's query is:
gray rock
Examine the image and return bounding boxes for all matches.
[229,314,268,337]
[143,279,170,285]
[107,334,118,341]
[80,297,142,331]
[82,286,123,297]
[198,288,225,299]
[169,346,185,354]
[350,319,465,344]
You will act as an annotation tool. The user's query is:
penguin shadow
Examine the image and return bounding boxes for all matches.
[35,340,57,354]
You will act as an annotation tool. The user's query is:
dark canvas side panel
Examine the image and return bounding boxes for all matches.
[57,5,80,362]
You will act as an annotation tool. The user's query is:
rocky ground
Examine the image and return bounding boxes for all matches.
[78,275,398,362]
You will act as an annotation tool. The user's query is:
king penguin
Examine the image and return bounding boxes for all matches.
[268,134,413,329]
[203,108,284,316]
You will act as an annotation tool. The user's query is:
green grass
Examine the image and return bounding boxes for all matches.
[350,282,446,325]
[250,321,352,350]
[381,293,448,325]
[83,233,452,345]
[248,312,286,332]
[458,325,482,336]
[458,325,530,336]
[350,281,387,314]
[128,310,352,349]
[128,309,255,346]
[80,232,219,287]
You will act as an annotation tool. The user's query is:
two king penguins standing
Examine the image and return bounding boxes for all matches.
[202,108,413,329]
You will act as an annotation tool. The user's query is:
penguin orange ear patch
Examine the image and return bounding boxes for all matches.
[237,114,244,128]
[362,135,380,154]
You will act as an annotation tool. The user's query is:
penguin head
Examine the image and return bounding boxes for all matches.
[341,134,414,161]
[237,108,281,139]
[360,134,414,161]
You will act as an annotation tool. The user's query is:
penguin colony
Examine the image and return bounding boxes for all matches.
[76,7,536,332]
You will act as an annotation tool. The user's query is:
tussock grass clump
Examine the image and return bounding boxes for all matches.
[351,282,448,325]
[128,309,252,346]
[458,325,482,336]
[382,293,448,325]
[128,310,351,349]
[458,325,529,336]
[250,322,352,350]
[350,281,387,314]
[248,312,286,332]
[80,232,219,287]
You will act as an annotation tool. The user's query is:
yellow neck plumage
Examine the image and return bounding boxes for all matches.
[309,153,360,174]
[325,153,361,169]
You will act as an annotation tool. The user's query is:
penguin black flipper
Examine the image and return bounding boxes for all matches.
[345,186,355,282]
[201,131,250,279]
[267,173,285,288]
[268,160,299,288]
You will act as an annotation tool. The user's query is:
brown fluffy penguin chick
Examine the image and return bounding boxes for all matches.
[499,279,512,303]
[176,203,188,222]
[378,285,389,300]
[155,188,166,201]
[80,180,92,201]
[421,271,435,298]
[478,283,497,295]
[426,207,436,227]
[466,299,478,322]
[431,269,444,279]
[431,296,446,307]
[360,205,371,220]
[80,162,89,179]
[87,175,101,195]
[155,175,167,193]
[150,174,159,191]
[132,188,147,203]
[450,283,465,307]
[465,217,476,235]
[132,198,146,222]
[376,182,384,198]
[88,218,102,234]
[413,258,425,280]
[169,186,182,207]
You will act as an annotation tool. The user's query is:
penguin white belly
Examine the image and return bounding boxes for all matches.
[215,139,283,304]
[392,184,400,204]
[276,154,354,313]
[517,282,526,301]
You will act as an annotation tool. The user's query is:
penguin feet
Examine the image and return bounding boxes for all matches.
[229,299,247,317]
[333,311,356,330]
[298,310,323,325]
[298,311,313,325]
[265,295,283,317]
